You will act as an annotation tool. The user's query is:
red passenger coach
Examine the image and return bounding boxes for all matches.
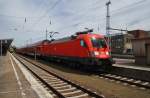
[17,40,49,56]
[17,31,113,70]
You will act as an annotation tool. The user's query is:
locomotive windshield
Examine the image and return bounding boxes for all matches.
[91,37,107,48]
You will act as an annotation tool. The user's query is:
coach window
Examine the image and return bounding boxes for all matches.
[80,40,86,47]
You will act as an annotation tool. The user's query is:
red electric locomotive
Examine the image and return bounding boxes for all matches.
[17,30,114,70]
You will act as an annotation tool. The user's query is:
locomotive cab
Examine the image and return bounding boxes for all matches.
[77,32,113,70]
[84,34,113,69]
[90,36,110,59]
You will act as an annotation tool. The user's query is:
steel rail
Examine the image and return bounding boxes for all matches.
[14,54,104,98]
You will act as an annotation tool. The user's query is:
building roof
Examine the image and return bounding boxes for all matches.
[132,37,150,40]
[128,30,150,38]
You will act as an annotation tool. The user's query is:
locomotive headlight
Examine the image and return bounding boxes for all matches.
[106,51,109,55]
[94,51,99,55]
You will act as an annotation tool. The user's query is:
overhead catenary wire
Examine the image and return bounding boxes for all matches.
[0,14,41,19]
[0,0,60,33]
[25,0,126,34]
[22,0,62,44]
[29,0,62,31]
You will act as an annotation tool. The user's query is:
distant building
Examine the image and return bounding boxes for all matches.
[132,37,150,65]
[0,39,13,55]
[104,30,150,55]
[128,30,150,38]
[105,29,150,65]
[105,33,133,54]
[128,30,150,65]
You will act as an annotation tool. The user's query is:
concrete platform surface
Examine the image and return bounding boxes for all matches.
[0,53,53,98]
[113,58,150,71]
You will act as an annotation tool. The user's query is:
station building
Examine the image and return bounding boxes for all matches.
[105,29,150,65]
[129,30,150,65]
[0,39,13,56]
[105,33,133,54]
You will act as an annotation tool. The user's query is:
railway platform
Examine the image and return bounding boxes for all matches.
[114,58,150,71]
[0,53,53,98]
[112,54,134,59]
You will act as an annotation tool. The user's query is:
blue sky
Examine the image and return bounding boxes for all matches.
[0,0,150,46]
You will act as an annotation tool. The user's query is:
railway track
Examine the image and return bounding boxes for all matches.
[98,73,150,90]
[13,54,104,98]
[16,54,150,91]
[17,54,150,91]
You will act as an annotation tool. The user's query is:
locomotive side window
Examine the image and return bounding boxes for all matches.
[80,40,86,47]
[91,37,107,48]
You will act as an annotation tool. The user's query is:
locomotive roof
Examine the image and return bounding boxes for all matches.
[50,29,94,43]
[50,36,73,44]
[21,40,49,48]
[31,40,49,46]
[50,33,104,44]
[20,33,104,48]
